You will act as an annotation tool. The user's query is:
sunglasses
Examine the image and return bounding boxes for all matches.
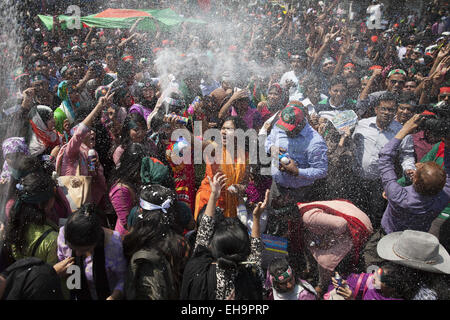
[389,80,405,85]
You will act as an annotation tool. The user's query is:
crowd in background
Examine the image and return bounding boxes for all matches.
[0,0,449,300]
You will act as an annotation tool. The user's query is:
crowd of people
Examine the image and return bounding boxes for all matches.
[0,0,449,300]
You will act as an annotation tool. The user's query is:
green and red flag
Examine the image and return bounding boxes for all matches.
[38,8,205,32]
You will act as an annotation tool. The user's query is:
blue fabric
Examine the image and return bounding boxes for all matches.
[265,122,328,188]
[57,81,78,120]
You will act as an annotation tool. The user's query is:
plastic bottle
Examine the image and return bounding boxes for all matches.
[279,152,291,165]
[335,272,342,287]
[87,149,96,172]
[168,114,189,126]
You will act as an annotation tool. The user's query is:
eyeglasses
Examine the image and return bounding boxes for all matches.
[389,80,405,85]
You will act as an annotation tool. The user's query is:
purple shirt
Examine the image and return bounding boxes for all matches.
[327,273,401,300]
[231,106,263,129]
[379,138,450,234]
[57,227,127,299]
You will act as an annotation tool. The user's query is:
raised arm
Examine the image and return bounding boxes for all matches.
[194,173,227,250]
[379,115,423,202]
[218,90,248,119]
[83,86,115,128]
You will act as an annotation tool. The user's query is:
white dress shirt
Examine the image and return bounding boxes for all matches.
[352,117,416,180]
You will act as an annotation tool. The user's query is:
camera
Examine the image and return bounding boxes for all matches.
[419,100,450,138]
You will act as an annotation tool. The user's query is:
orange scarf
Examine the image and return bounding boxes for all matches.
[219,147,247,217]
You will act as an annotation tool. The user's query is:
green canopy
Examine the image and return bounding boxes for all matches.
[38,8,206,32]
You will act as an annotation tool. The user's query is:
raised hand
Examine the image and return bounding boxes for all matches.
[207,172,227,198]
[99,86,115,107]
[252,189,270,220]
[437,43,450,60]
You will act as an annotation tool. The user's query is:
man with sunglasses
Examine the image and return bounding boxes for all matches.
[356,69,407,117]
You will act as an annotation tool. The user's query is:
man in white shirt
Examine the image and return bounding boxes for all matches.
[351,92,416,228]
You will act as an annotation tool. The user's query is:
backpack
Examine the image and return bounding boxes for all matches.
[124,248,177,300]
[1,257,64,300]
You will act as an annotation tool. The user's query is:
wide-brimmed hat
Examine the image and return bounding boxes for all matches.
[377,230,450,274]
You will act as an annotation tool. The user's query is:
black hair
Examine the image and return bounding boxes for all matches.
[119,113,147,147]
[108,142,147,190]
[186,204,225,250]
[374,91,399,108]
[329,76,348,90]
[136,80,158,109]
[374,261,443,299]
[122,209,173,261]
[210,218,251,270]
[149,110,166,134]
[4,169,56,255]
[28,105,52,124]
[140,184,177,223]
[122,193,190,296]
[209,217,263,299]
[219,116,248,132]
[302,73,322,88]
[123,184,179,259]
[64,203,103,247]
[268,257,294,282]
[73,106,92,127]
[105,47,119,59]
[117,60,135,80]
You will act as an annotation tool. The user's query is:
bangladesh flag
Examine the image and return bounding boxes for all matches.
[38,8,206,32]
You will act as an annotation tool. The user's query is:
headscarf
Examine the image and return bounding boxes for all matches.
[55,80,78,133]
[129,104,152,122]
[0,137,30,183]
[140,157,171,186]
[298,200,373,268]
[267,83,288,109]
[29,105,60,156]
[260,83,288,120]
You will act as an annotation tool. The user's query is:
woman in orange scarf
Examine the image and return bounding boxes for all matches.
[194,116,249,219]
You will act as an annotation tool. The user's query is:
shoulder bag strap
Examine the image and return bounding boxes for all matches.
[55,148,64,176]
[362,274,372,298]
[352,273,367,300]
[31,229,53,257]
[56,148,82,177]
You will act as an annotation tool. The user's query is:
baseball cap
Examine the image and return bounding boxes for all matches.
[276,104,305,132]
